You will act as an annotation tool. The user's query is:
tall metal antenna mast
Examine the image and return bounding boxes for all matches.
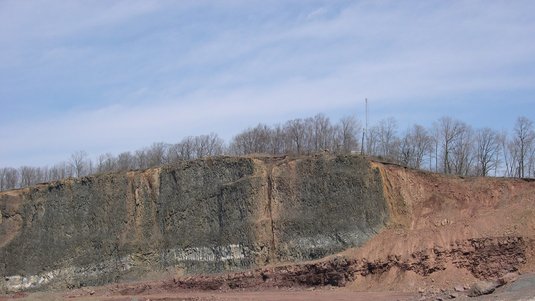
[365,98,368,154]
[361,98,368,155]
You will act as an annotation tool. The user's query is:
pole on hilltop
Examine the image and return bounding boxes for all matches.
[360,98,368,155]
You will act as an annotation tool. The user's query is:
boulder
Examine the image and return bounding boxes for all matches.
[467,281,497,297]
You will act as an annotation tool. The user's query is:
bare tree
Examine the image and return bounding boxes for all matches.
[147,142,168,167]
[335,116,361,154]
[19,166,38,187]
[528,141,535,177]
[474,128,501,176]
[166,144,181,163]
[449,123,474,176]
[168,135,218,162]
[40,166,50,183]
[35,167,46,183]
[512,116,535,178]
[269,124,288,155]
[198,133,224,157]
[116,152,134,171]
[0,168,6,191]
[429,126,440,172]
[374,117,399,159]
[399,124,432,169]
[178,137,195,160]
[434,117,465,174]
[70,150,89,177]
[284,119,307,155]
[502,132,516,177]
[366,126,380,156]
[96,153,116,173]
[1,167,19,189]
[310,114,334,152]
[230,124,271,155]
[0,168,18,190]
[48,161,72,180]
[134,149,149,169]
[194,136,210,158]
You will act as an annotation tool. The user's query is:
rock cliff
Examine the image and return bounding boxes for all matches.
[0,155,388,292]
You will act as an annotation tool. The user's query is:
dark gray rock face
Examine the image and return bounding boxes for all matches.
[0,155,388,292]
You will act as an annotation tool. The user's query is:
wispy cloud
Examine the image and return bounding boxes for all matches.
[1,0,534,166]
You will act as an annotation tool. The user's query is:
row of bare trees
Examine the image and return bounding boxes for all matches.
[367,116,535,178]
[228,114,534,179]
[228,114,361,156]
[92,133,224,175]
[1,114,534,191]
[0,134,225,191]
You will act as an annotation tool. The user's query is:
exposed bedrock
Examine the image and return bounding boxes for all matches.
[0,155,388,292]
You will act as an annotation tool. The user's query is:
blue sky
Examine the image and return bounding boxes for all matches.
[1,0,535,167]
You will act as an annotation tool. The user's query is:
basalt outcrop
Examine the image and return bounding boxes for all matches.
[0,155,388,292]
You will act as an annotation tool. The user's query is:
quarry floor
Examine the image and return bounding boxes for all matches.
[8,288,416,301]
[5,273,535,301]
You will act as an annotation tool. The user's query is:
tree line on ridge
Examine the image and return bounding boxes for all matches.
[1,114,534,191]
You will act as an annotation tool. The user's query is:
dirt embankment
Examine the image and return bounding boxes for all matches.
[342,162,535,291]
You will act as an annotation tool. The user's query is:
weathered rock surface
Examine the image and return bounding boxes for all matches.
[0,155,388,292]
[467,281,497,297]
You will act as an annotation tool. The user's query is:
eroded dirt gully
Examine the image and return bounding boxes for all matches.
[56,159,535,300]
